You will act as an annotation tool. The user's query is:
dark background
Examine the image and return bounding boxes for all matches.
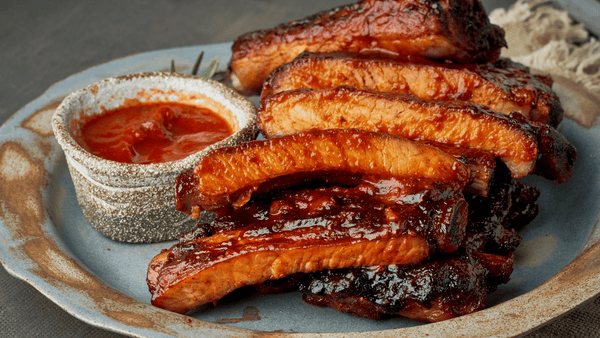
[1,1,599,337]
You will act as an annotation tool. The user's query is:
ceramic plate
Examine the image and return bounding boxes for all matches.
[1,42,599,338]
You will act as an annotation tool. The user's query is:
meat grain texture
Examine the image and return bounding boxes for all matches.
[227,0,506,94]
[260,51,564,127]
[258,86,576,183]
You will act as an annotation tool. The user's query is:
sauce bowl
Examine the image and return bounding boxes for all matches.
[52,72,258,243]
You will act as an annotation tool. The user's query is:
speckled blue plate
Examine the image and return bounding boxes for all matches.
[0,42,599,338]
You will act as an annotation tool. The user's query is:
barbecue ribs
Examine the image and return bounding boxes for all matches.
[258,86,576,183]
[227,0,506,94]
[260,51,563,127]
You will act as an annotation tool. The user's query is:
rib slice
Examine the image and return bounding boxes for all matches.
[148,223,428,314]
[299,256,489,322]
[258,86,576,182]
[424,142,496,197]
[260,174,535,322]
[188,176,469,254]
[261,51,563,127]
[148,190,468,314]
[466,164,540,232]
[175,128,471,217]
[227,0,506,94]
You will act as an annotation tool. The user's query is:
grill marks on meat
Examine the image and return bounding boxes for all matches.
[261,51,563,127]
[175,129,470,217]
[148,177,469,314]
[258,86,576,183]
[227,0,506,94]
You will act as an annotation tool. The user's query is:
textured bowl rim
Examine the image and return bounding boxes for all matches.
[51,71,258,181]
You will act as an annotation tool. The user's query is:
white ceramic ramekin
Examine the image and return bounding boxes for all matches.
[52,72,258,243]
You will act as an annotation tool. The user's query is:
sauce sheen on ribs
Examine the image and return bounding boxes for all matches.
[258,86,576,182]
[425,142,497,197]
[261,51,563,127]
[148,222,431,314]
[190,176,469,254]
[227,0,506,94]
[255,168,538,322]
[149,177,469,314]
[300,257,488,322]
[176,129,471,217]
[145,0,567,323]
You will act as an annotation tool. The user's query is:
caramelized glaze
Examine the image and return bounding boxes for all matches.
[228,0,506,94]
[300,256,488,322]
[265,170,539,322]
[175,128,470,216]
[149,175,469,314]
[258,86,576,182]
[261,51,563,127]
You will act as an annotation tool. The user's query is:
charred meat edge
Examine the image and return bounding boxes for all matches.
[260,51,562,127]
[227,0,506,94]
[149,182,468,314]
[148,216,435,314]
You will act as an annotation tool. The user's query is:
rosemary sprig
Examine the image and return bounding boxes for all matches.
[201,56,219,79]
[167,51,220,80]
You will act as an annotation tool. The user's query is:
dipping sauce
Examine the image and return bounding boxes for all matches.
[74,102,233,164]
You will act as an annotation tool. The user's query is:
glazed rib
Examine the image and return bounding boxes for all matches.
[258,174,536,322]
[189,176,469,254]
[261,51,563,127]
[258,86,576,182]
[424,142,496,197]
[149,225,428,314]
[227,0,506,94]
[299,257,489,322]
[175,129,471,217]
[148,192,469,314]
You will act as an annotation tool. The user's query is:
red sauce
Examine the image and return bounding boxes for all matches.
[75,102,233,164]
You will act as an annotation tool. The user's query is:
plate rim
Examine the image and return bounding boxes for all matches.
[1,42,599,338]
